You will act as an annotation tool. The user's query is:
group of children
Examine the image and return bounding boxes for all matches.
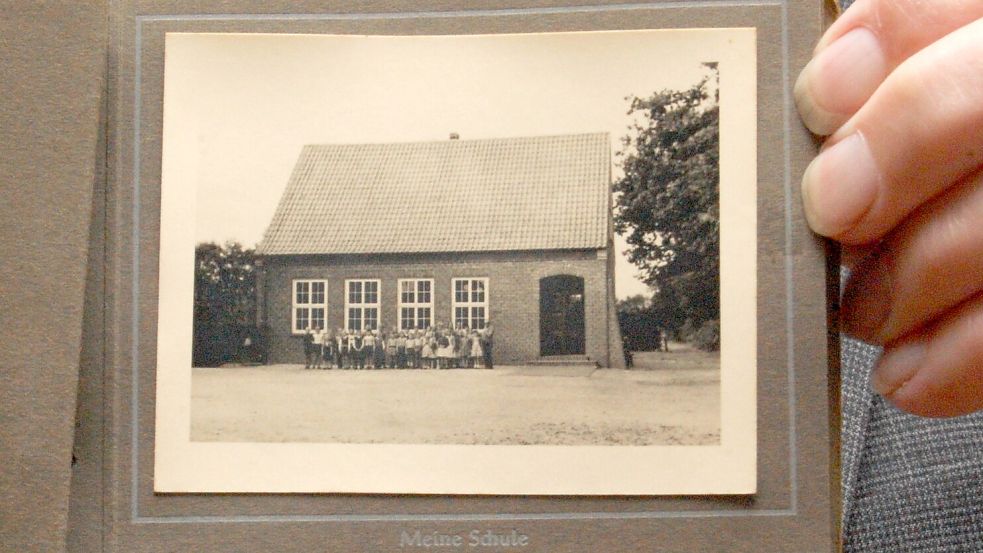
[302,323,494,370]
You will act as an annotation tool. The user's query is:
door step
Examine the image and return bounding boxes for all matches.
[528,355,599,368]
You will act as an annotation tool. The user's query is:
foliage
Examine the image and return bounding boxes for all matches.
[617,294,652,315]
[617,294,665,352]
[647,287,687,338]
[691,319,721,352]
[614,63,720,349]
[193,241,261,366]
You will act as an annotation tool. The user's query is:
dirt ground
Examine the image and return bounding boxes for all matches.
[630,341,721,371]
[191,346,720,446]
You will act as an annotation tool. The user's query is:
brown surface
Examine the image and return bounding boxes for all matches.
[0,0,836,552]
[0,2,107,552]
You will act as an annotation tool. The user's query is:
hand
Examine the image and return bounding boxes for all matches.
[794,0,983,417]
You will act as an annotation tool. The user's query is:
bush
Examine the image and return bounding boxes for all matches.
[691,319,720,352]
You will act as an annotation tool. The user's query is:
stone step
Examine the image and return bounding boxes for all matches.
[527,356,599,367]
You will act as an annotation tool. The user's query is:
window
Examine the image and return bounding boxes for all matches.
[345,279,381,331]
[398,279,434,330]
[451,278,488,330]
[292,279,327,334]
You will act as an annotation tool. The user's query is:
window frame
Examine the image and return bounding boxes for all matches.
[397,278,435,330]
[291,279,328,335]
[450,277,489,330]
[344,278,382,332]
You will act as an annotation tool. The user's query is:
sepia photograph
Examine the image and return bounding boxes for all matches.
[154,28,757,495]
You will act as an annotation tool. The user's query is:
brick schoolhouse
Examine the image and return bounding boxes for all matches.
[254,133,625,368]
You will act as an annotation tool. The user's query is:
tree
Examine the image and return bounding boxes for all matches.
[193,241,258,366]
[617,294,659,352]
[614,63,720,349]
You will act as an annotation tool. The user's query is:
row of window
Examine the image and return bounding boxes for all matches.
[292,278,488,333]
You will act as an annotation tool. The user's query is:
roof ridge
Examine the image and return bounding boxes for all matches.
[301,131,610,149]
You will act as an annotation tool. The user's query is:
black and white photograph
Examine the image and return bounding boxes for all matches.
[154,28,757,495]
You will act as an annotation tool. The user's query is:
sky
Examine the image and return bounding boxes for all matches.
[167,30,722,299]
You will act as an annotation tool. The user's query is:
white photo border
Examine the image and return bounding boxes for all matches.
[154,28,758,495]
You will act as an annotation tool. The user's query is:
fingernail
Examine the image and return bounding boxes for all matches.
[795,27,888,136]
[841,253,894,343]
[872,341,927,398]
[801,132,880,237]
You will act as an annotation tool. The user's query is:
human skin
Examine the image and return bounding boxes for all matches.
[794,0,983,417]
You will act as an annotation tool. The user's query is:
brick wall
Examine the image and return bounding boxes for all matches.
[258,249,619,366]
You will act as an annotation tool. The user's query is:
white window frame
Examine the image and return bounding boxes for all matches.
[291,279,328,334]
[397,278,435,330]
[451,277,489,330]
[344,279,382,331]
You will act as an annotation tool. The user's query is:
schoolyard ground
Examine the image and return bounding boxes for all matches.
[191,343,720,446]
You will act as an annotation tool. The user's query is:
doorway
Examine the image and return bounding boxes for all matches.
[539,275,586,356]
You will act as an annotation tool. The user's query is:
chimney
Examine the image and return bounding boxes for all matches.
[449,132,460,140]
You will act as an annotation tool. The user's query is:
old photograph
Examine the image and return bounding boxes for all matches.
[155,29,757,494]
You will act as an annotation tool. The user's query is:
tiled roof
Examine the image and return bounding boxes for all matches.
[256,133,611,256]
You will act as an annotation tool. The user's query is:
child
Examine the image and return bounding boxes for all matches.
[470,330,483,369]
[416,329,425,369]
[321,329,334,369]
[385,331,397,369]
[421,329,434,369]
[406,330,419,369]
[438,330,454,369]
[337,329,349,369]
[303,326,315,369]
[459,328,471,368]
[363,330,376,369]
[481,322,495,370]
[316,326,328,369]
[346,330,358,369]
[396,332,408,369]
[373,330,385,369]
[352,330,365,369]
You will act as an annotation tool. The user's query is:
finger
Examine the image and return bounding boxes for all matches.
[873,294,983,418]
[795,0,983,135]
[840,244,874,272]
[841,169,983,344]
[801,19,983,244]
[816,0,983,55]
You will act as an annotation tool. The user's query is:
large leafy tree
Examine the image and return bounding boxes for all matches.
[614,64,720,339]
[616,294,683,351]
[193,241,257,365]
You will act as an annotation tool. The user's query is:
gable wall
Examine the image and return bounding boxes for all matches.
[258,249,616,366]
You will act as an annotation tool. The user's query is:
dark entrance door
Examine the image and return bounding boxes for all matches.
[539,275,586,356]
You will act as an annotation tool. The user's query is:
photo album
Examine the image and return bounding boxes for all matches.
[10,1,840,552]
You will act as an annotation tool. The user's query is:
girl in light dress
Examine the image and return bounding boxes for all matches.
[421,329,435,369]
[469,330,483,369]
[437,329,454,369]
